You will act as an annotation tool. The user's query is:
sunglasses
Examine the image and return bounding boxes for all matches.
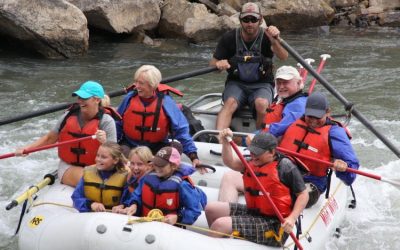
[241,17,259,23]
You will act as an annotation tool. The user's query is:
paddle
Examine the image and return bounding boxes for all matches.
[0,66,218,126]
[277,37,400,158]
[227,137,304,250]
[308,54,331,94]
[277,147,400,189]
[6,170,58,210]
[0,135,96,160]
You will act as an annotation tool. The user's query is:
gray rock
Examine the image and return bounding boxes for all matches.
[0,0,88,58]
[67,0,161,34]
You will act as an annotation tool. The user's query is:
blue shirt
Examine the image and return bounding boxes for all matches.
[116,91,197,156]
[269,95,307,137]
[71,169,130,212]
[304,124,360,192]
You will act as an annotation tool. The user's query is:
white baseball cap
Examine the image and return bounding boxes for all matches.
[275,66,301,80]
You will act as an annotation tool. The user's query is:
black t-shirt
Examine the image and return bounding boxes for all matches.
[213,29,274,82]
[277,157,306,195]
[213,29,274,61]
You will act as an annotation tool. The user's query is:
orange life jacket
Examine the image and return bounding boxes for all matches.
[122,93,170,143]
[58,106,105,166]
[243,159,292,217]
[279,118,332,177]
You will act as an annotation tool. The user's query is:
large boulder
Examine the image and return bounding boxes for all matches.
[67,0,161,34]
[264,0,335,30]
[369,0,400,11]
[184,15,238,42]
[0,0,88,58]
[378,11,400,26]
[158,0,211,38]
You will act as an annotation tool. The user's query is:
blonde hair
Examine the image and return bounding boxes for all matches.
[134,65,162,90]
[128,146,153,164]
[99,142,128,171]
[101,94,111,107]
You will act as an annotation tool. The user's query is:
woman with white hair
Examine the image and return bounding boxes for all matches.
[116,65,201,170]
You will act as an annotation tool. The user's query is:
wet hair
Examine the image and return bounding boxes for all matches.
[99,142,128,171]
[128,146,153,164]
[134,65,162,90]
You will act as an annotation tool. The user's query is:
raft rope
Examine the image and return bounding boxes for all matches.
[284,181,343,248]
[126,209,246,240]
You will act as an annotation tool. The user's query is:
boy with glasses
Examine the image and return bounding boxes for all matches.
[210,2,288,131]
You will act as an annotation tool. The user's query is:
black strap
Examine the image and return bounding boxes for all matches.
[348,184,357,209]
[245,187,261,196]
[152,92,164,132]
[293,139,310,151]
[14,199,28,235]
[325,169,333,199]
[84,182,124,191]
[294,215,303,250]
[296,123,320,134]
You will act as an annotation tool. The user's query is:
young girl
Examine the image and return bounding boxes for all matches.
[123,146,206,225]
[72,142,130,212]
[127,146,153,193]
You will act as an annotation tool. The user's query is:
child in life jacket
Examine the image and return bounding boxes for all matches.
[123,146,205,225]
[71,142,130,212]
[127,146,153,193]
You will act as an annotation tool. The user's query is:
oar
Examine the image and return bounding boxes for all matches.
[0,135,96,160]
[6,170,58,210]
[227,137,304,250]
[277,147,400,189]
[277,37,400,158]
[0,66,218,126]
[308,54,331,94]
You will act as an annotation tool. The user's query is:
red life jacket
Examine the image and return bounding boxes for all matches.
[279,118,332,177]
[125,83,184,97]
[122,93,170,143]
[58,106,104,167]
[243,159,292,217]
[263,102,284,132]
[141,172,184,216]
[262,92,307,133]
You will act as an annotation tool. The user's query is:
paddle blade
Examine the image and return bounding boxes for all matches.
[381,178,400,189]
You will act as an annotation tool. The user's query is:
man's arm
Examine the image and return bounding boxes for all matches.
[264,26,288,61]
[219,128,245,172]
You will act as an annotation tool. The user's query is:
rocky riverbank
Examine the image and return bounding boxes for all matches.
[0,0,399,59]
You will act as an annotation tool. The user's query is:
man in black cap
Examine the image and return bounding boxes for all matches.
[280,91,359,207]
[210,2,288,131]
[205,128,308,247]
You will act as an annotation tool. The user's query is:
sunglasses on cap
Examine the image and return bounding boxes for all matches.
[241,17,259,23]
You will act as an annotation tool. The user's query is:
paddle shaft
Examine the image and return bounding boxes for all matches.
[228,139,303,250]
[277,146,400,187]
[0,66,218,126]
[6,170,57,210]
[278,38,400,159]
[308,55,330,93]
[0,135,96,160]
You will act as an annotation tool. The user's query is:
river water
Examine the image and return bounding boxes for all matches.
[0,26,399,249]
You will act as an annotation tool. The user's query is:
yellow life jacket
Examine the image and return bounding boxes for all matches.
[83,166,128,209]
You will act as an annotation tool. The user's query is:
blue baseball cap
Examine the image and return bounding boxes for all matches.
[72,81,105,99]
[305,92,329,118]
